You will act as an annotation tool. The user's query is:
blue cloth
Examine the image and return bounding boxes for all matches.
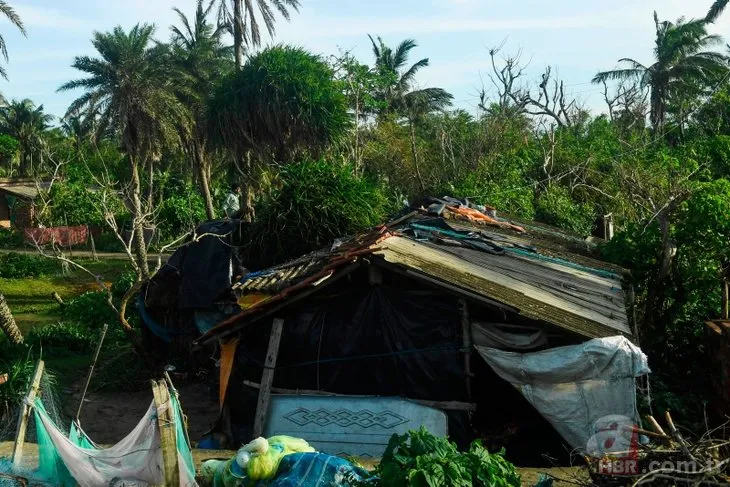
[269,453,372,487]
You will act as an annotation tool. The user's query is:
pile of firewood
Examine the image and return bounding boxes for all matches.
[587,412,729,486]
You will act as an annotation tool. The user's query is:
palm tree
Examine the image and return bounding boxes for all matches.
[0,1,25,79]
[61,112,94,154]
[59,24,191,279]
[707,0,728,23]
[0,99,52,175]
[171,0,232,220]
[368,35,453,118]
[593,12,728,134]
[369,35,453,190]
[216,0,300,69]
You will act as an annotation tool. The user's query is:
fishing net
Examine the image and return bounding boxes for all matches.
[1,372,197,487]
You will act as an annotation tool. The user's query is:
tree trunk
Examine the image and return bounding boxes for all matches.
[146,157,155,211]
[195,143,215,220]
[241,153,255,222]
[233,0,244,69]
[409,119,426,192]
[0,293,23,345]
[130,154,150,280]
[643,211,674,334]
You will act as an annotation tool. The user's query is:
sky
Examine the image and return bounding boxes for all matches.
[1,0,730,120]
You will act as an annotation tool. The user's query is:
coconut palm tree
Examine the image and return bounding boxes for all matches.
[368,35,453,118]
[216,0,300,69]
[171,0,233,219]
[593,12,728,134]
[707,0,728,23]
[368,35,452,190]
[0,293,22,345]
[0,1,25,80]
[58,24,191,279]
[0,99,52,175]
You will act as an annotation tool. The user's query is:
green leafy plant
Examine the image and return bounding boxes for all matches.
[0,228,24,249]
[0,253,60,278]
[27,322,96,354]
[248,157,390,268]
[62,291,117,329]
[375,427,520,487]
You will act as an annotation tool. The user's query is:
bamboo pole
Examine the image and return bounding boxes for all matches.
[76,323,109,421]
[152,380,179,486]
[12,360,44,467]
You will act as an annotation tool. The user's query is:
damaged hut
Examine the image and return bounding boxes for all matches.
[141,198,649,463]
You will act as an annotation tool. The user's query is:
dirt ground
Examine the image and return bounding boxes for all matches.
[62,379,221,445]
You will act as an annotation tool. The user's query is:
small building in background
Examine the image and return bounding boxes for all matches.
[0,178,50,229]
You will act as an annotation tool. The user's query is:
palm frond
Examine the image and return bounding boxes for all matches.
[706,0,729,23]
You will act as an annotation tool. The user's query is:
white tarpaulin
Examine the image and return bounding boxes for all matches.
[476,336,650,452]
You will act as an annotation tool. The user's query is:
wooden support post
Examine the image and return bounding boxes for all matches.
[12,360,44,467]
[458,300,473,400]
[152,380,180,487]
[252,318,284,438]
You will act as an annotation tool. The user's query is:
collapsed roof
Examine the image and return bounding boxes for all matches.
[196,199,631,345]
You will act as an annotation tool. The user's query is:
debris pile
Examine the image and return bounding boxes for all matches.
[587,412,729,486]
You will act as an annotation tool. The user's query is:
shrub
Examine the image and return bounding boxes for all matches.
[93,232,125,253]
[0,228,24,249]
[248,158,390,268]
[0,253,60,278]
[534,185,595,235]
[376,427,520,487]
[210,45,350,159]
[62,291,118,329]
[156,180,207,242]
[43,182,126,228]
[27,322,96,354]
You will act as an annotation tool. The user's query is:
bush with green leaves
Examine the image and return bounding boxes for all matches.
[0,253,60,278]
[43,181,126,228]
[210,45,350,160]
[0,228,24,249]
[535,185,595,235]
[27,322,96,354]
[248,158,391,268]
[156,176,207,242]
[62,291,118,329]
[375,427,520,487]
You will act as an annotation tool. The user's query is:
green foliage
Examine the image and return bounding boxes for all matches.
[0,133,18,166]
[93,232,125,253]
[156,176,207,241]
[248,157,390,268]
[0,253,59,278]
[0,228,24,248]
[210,45,350,160]
[0,350,38,420]
[27,322,96,354]
[43,182,116,227]
[535,185,594,235]
[62,291,118,329]
[376,427,520,487]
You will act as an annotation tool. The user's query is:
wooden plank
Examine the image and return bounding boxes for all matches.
[12,360,44,467]
[458,299,473,400]
[252,318,285,438]
[243,380,478,412]
[152,380,180,487]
